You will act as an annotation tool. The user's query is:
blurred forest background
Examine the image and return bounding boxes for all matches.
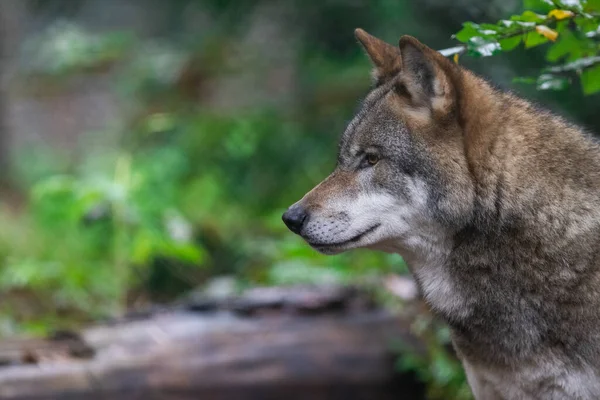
[0,0,598,398]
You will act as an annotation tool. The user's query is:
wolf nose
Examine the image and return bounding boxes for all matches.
[282,204,307,235]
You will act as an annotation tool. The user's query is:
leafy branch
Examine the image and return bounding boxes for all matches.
[440,0,600,94]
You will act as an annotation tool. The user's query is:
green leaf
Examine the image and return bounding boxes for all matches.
[575,16,600,37]
[499,36,522,51]
[536,74,570,90]
[581,64,600,94]
[586,0,600,12]
[524,0,555,12]
[525,31,550,48]
[554,19,570,34]
[454,22,481,42]
[477,23,505,36]
[519,10,547,23]
[513,76,538,84]
[499,20,516,28]
[513,75,570,91]
[162,242,205,264]
[511,20,537,29]
[585,25,600,39]
[467,37,502,57]
[545,30,579,62]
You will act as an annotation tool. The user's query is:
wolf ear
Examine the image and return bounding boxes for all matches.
[397,36,455,115]
[355,28,402,85]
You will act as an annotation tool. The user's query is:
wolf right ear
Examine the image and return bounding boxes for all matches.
[355,28,402,85]
[397,36,456,116]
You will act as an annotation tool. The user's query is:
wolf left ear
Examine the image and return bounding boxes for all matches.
[355,28,402,85]
[397,36,456,116]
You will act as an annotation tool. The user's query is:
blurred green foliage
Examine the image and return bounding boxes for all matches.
[442,0,600,94]
[1,6,409,335]
[394,319,471,400]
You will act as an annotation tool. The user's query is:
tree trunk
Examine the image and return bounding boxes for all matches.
[0,286,425,400]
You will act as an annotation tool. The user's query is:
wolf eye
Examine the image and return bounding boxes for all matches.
[366,153,380,166]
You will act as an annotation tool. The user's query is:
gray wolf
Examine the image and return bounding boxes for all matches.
[282,29,600,399]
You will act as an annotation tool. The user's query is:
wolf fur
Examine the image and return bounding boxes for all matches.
[282,29,600,399]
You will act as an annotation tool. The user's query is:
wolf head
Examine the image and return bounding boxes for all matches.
[283,30,477,258]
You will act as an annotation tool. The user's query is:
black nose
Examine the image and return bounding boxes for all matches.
[282,204,307,235]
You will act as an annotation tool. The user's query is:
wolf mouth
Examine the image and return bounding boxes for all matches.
[307,224,381,248]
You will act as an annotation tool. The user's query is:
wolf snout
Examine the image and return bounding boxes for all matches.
[282,204,308,235]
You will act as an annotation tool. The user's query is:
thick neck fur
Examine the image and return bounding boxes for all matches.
[409,71,600,370]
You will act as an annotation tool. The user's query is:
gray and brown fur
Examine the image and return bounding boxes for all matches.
[282,29,600,399]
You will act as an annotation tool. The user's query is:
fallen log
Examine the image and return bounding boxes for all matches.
[0,285,425,399]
